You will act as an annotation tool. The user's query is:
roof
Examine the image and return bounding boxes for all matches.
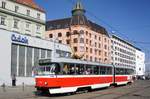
[111,34,141,50]
[11,0,45,12]
[46,18,109,36]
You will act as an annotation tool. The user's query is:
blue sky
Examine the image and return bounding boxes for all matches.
[35,0,150,63]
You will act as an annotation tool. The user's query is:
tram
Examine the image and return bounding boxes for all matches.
[35,58,134,94]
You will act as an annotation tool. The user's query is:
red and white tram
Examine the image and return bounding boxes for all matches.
[35,58,134,94]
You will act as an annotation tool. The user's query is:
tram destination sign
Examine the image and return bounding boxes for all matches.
[39,59,52,65]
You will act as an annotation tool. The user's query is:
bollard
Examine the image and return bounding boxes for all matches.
[22,82,24,91]
[2,83,6,92]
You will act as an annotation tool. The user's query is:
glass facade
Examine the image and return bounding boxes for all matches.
[11,44,52,77]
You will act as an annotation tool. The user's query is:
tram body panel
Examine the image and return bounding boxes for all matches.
[35,75,113,88]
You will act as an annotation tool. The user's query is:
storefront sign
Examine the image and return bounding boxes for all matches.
[11,34,28,44]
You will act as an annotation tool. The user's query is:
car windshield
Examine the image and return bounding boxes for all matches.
[36,63,58,75]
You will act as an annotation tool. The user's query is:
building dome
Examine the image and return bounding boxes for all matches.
[70,0,90,27]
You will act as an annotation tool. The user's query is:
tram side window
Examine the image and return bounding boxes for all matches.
[63,64,69,74]
[37,63,60,75]
[93,66,99,75]
[85,65,93,75]
[76,64,85,75]
[107,67,112,75]
[115,68,120,75]
[100,67,106,75]
[115,68,125,75]
[62,63,75,75]
[126,69,134,75]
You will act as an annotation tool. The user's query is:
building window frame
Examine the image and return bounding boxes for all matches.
[15,6,19,12]
[2,1,6,9]
[13,19,19,29]
[26,10,30,16]
[0,16,6,25]
[37,13,40,19]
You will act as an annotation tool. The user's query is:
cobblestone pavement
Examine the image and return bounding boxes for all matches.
[0,80,150,99]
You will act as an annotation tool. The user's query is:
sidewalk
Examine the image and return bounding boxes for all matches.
[0,85,36,99]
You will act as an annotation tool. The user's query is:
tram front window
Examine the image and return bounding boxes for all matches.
[36,63,60,75]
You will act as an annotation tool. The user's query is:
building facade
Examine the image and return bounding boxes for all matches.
[0,0,45,38]
[0,0,72,85]
[46,1,111,64]
[111,35,136,69]
[0,29,71,85]
[135,49,145,76]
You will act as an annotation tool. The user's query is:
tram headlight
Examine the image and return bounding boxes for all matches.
[44,82,48,85]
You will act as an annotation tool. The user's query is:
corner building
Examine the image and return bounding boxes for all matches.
[46,1,111,64]
[0,0,71,85]
[0,0,45,38]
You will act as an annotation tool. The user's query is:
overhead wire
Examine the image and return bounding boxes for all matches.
[65,0,150,61]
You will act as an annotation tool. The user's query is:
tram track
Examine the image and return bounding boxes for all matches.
[112,85,150,99]
[85,85,150,99]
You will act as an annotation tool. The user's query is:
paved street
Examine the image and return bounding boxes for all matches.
[0,80,150,99]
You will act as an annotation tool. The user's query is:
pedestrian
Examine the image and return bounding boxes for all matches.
[12,74,16,86]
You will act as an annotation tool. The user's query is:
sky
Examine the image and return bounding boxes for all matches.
[35,0,150,69]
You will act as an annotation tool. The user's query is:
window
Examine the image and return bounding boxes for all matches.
[26,47,32,76]
[86,47,88,52]
[66,40,70,44]
[95,42,97,47]
[73,38,78,43]
[80,38,84,43]
[90,56,92,61]
[95,35,97,39]
[2,1,6,9]
[46,50,51,58]
[90,40,92,46]
[86,31,88,35]
[11,44,18,76]
[37,13,40,19]
[80,46,85,52]
[86,39,88,44]
[95,49,97,55]
[80,30,84,34]
[18,45,25,76]
[104,38,107,42]
[41,49,46,58]
[66,32,70,37]
[58,32,62,37]
[59,40,62,43]
[99,37,101,41]
[104,45,107,49]
[27,10,30,16]
[49,34,53,38]
[36,25,41,31]
[0,17,6,25]
[90,48,92,53]
[94,66,99,75]
[105,52,107,57]
[26,22,30,29]
[34,48,39,66]
[73,30,78,35]
[15,6,19,12]
[89,33,91,37]
[99,43,101,48]
[14,19,19,29]
[99,50,101,55]
[95,57,97,62]
[74,47,77,52]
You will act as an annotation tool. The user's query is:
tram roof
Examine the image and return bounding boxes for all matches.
[39,58,113,67]
[39,58,134,70]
